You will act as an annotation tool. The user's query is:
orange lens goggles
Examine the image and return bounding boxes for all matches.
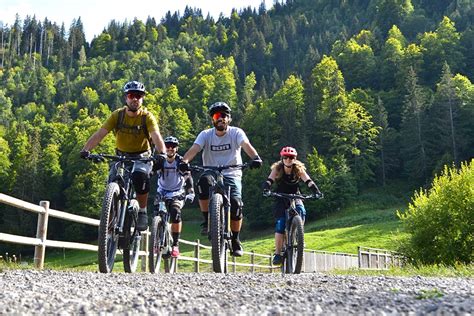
[212,112,228,120]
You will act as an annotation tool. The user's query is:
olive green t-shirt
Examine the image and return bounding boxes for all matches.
[102,107,158,153]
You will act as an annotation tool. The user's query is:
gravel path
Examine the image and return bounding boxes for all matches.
[1,270,472,314]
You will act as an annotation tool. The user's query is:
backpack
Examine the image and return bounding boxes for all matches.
[156,154,183,177]
[115,107,152,147]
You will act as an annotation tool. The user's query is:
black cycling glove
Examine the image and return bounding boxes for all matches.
[250,155,263,169]
[80,150,90,159]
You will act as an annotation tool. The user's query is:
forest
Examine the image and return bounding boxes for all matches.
[0,0,473,246]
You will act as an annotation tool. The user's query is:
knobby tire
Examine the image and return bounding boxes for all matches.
[210,193,226,273]
[98,182,120,273]
[123,199,140,273]
[149,216,164,273]
[287,215,304,274]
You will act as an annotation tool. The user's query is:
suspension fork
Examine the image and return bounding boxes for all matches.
[117,163,132,234]
[225,186,231,236]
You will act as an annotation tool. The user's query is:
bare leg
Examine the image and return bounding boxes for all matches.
[136,193,148,209]
[275,232,284,254]
[231,219,242,232]
[171,222,182,233]
[198,199,209,212]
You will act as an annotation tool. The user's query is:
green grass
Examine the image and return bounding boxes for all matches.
[331,263,474,278]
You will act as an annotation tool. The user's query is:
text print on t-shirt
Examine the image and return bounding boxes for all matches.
[211,144,231,151]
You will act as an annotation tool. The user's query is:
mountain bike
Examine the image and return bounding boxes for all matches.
[149,194,189,274]
[87,153,154,273]
[190,164,248,273]
[264,191,321,274]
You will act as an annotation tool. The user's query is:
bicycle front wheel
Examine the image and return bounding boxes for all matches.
[149,216,165,273]
[286,215,305,274]
[123,199,141,273]
[98,182,120,273]
[209,193,226,273]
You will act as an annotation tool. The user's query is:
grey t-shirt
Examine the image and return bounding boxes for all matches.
[194,126,249,178]
[157,159,185,196]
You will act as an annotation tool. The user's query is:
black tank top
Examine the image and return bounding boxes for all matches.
[275,171,300,194]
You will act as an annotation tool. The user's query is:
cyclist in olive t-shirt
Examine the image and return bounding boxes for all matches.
[80,81,166,231]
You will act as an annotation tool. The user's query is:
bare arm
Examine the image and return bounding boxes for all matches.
[182,143,202,163]
[150,130,165,153]
[82,128,109,152]
[300,170,312,182]
[241,140,259,159]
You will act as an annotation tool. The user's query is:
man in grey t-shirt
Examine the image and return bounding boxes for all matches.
[179,102,262,256]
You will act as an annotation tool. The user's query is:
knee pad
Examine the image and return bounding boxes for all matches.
[275,217,285,234]
[131,170,149,194]
[230,196,243,220]
[169,203,182,224]
[197,174,214,200]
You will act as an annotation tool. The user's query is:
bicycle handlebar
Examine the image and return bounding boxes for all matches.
[189,163,249,172]
[87,153,155,163]
[264,191,323,200]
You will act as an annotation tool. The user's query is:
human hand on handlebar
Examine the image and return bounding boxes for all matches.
[185,193,195,203]
[80,150,90,159]
[312,192,323,199]
[178,161,190,172]
[249,155,263,169]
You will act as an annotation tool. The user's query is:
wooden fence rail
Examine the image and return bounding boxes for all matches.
[0,193,401,272]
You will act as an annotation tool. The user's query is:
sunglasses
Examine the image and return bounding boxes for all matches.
[282,156,295,160]
[127,92,144,99]
[165,143,178,148]
[212,112,229,120]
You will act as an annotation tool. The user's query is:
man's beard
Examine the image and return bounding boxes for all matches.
[213,120,228,131]
[127,104,140,112]
[166,153,176,158]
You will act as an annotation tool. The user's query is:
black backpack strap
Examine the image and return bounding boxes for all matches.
[115,107,126,132]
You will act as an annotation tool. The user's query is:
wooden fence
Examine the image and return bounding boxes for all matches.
[0,193,401,272]
[358,246,404,269]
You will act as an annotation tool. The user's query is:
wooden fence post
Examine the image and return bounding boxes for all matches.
[34,201,49,269]
[141,230,149,272]
[250,250,255,273]
[194,239,200,273]
[232,254,236,273]
[358,246,362,269]
[269,253,273,273]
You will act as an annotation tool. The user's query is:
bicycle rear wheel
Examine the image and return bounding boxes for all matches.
[286,215,304,274]
[123,199,140,273]
[209,193,226,273]
[98,182,120,273]
[149,216,165,273]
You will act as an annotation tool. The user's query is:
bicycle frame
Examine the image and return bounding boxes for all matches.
[191,164,246,241]
[110,160,135,234]
[265,191,318,274]
[190,164,247,272]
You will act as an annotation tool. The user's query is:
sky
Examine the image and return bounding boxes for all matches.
[0,0,273,42]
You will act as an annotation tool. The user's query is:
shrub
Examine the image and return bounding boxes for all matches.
[397,159,473,265]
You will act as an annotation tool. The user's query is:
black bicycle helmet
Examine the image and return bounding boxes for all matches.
[164,136,179,146]
[123,81,146,95]
[208,101,231,116]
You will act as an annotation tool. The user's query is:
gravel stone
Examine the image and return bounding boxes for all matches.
[0,270,472,314]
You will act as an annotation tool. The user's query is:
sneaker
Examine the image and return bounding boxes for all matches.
[200,221,208,236]
[231,239,243,257]
[171,246,180,258]
[272,253,283,266]
[136,212,148,231]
